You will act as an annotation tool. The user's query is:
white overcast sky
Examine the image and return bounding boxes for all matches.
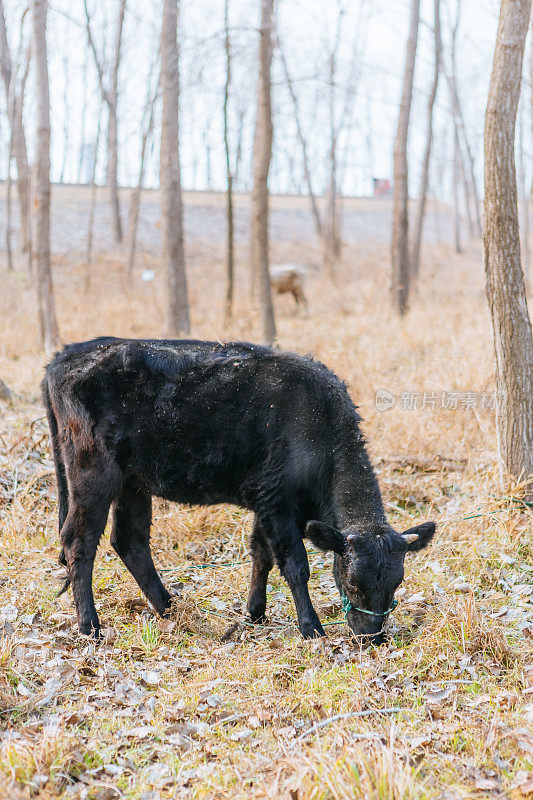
[2,0,514,198]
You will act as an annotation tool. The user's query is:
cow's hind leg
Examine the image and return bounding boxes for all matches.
[60,490,113,638]
[110,479,173,618]
[247,516,274,623]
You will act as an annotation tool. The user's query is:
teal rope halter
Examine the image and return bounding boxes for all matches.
[341,593,398,622]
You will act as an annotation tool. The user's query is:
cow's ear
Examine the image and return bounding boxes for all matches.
[306,521,345,554]
[402,521,436,552]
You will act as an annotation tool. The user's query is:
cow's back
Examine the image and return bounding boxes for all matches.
[44,338,344,510]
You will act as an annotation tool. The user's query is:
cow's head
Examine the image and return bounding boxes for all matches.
[305,520,436,644]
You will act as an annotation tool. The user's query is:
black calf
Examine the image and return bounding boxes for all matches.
[43,337,435,641]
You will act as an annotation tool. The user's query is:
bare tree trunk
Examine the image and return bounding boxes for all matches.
[448,11,474,242]
[0,0,32,264]
[77,47,88,183]
[5,49,15,271]
[529,15,533,282]
[278,43,322,240]
[458,107,482,238]
[127,83,157,276]
[457,129,475,238]
[59,39,70,183]
[519,103,530,279]
[85,107,102,289]
[323,54,340,276]
[484,0,533,501]
[234,105,245,185]
[107,108,121,240]
[453,126,462,254]
[31,0,60,354]
[322,9,344,276]
[6,151,13,271]
[107,0,125,243]
[411,0,440,281]
[446,0,481,238]
[223,0,234,324]
[251,0,275,344]
[84,0,126,244]
[391,0,420,316]
[160,0,189,336]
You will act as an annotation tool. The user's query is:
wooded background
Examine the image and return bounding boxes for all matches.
[0,0,532,496]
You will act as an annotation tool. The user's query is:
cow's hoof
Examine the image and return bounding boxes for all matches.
[248,611,267,624]
[300,623,326,639]
[247,603,267,624]
[78,622,101,640]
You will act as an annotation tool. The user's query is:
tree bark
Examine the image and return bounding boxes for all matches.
[446,0,481,238]
[278,42,322,239]
[457,128,475,238]
[529,15,533,285]
[84,0,126,244]
[483,0,533,501]
[453,126,462,254]
[31,0,60,354]
[77,47,89,183]
[107,0,125,243]
[223,0,234,324]
[59,38,70,183]
[411,0,440,281]
[323,47,340,274]
[519,104,530,279]
[391,0,420,316]
[251,0,276,344]
[6,146,13,271]
[160,0,189,336]
[85,105,102,290]
[0,0,32,264]
[127,82,157,276]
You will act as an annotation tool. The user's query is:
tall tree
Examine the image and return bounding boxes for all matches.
[452,127,462,254]
[251,0,276,344]
[31,0,60,353]
[518,103,529,279]
[223,0,234,324]
[446,0,481,238]
[278,42,322,241]
[127,66,158,276]
[322,7,344,273]
[84,0,126,244]
[529,14,533,260]
[411,0,441,281]
[391,0,420,316]
[85,104,103,289]
[484,0,533,501]
[160,0,189,336]
[0,0,32,266]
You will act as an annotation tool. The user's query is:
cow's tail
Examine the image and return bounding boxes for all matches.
[42,374,71,597]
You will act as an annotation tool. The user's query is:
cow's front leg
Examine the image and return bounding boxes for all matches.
[247,516,274,623]
[267,516,325,639]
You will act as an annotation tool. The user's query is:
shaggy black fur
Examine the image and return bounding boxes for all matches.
[42,337,435,641]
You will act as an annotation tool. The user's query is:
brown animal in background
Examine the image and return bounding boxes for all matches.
[269,264,309,313]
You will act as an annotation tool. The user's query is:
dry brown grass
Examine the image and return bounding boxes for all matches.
[0,201,532,799]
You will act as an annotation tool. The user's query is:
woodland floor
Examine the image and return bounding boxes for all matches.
[0,189,532,799]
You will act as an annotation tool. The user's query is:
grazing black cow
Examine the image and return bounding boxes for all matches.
[42,337,435,643]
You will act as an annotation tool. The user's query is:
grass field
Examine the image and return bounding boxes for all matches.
[0,192,532,799]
